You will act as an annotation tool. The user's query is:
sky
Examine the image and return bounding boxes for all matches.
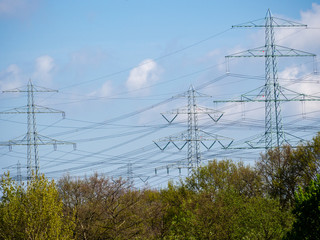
[1,0,320,188]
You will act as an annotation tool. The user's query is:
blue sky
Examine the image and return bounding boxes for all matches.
[1,0,320,188]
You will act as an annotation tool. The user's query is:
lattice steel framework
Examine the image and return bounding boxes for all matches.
[154,86,233,175]
[224,9,317,149]
[1,80,76,180]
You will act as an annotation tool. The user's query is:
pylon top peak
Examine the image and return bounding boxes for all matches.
[266,9,272,18]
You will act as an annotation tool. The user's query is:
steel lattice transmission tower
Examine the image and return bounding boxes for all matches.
[154,86,233,175]
[2,161,23,184]
[0,80,76,180]
[126,161,134,187]
[224,9,317,150]
[125,161,150,188]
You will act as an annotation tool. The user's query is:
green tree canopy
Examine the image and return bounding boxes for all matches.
[285,174,320,239]
[257,133,320,208]
[0,172,74,240]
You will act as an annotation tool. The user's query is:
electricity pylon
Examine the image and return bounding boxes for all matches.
[17,161,22,184]
[0,80,76,180]
[2,161,23,184]
[127,161,134,187]
[154,86,233,175]
[125,161,150,188]
[217,9,318,150]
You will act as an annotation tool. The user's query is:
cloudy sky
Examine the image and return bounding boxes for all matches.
[0,0,320,188]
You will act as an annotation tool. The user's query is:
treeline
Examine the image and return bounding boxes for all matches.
[1,134,320,239]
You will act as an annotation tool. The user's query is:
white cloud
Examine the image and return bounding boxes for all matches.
[126,59,162,93]
[276,3,320,52]
[33,55,55,83]
[245,4,320,54]
[278,65,320,96]
[88,81,112,98]
[279,66,303,82]
[0,64,23,90]
[278,66,320,115]
[0,54,56,91]
[273,4,320,116]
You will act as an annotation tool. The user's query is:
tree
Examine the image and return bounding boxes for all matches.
[0,172,26,239]
[160,181,197,239]
[185,159,263,198]
[58,173,146,239]
[284,174,320,239]
[233,196,293,240]
[160,160,292,240]
[257,134,320,208]
[0,172,74,240]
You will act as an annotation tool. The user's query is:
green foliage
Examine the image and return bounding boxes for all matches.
[257,133,320,208]
[160,182,197,239]
[58,173,149,239]
[284,174,320,239]
[2,133,320,239]
[0,172,74,240]
[233,196,293,240]
[185,159,263,197]
[0,172,26,239]
[160,160,292,240]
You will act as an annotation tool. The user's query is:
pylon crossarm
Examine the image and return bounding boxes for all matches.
[270,17,307,28]
[213,84,320,103]
[197,131,234,149]
[218,140,234,149]
[226,45,315,58]
[232,18,266,28]
[33,106,65,117]
[154,131,188,149]
[0,106,31,114]
[279,86,320,100]
[155,161,186,174]
[2,83,58,93]
[36,134,75,146]
[284,132,306,145]
[163,105,222,114]
[232,15,306,28]
[171,141,187,150]
[0,135,76,149]
[0,140,24,147]
[137,175,150,183]
[153,141,170,151]
[233,131,306,150]
[226,46,266,58]
[208,113,223,122]
[201,140,217,150]
[0,105,65,116]
[213,85,265,103]
[197,106,224,116]
[161,113,178,123]
[273,45,316,57]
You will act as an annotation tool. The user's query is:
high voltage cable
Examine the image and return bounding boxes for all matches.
[48,74,230,139]
[44,112,318,172]
[48,97,176,138]
[2,19,319,189]
[59,28,232,90]
[46,100,320,175]
[45,125,167,175]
